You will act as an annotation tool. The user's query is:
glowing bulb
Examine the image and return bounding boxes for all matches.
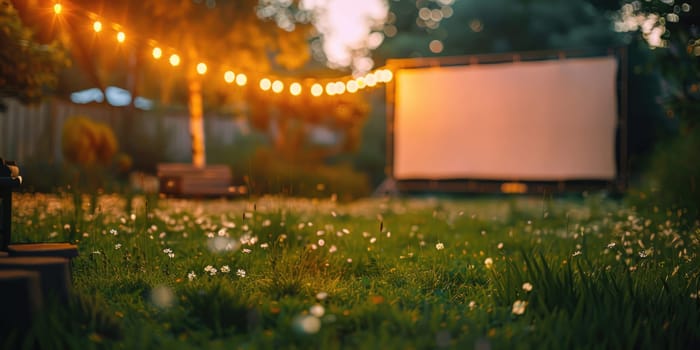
[53,3,62,14]
[93,21,103,33]
[311,83,323,97]
[224,71,235,83]
[377,69,392,83]
[383,69,394,82]
[346,80,358,93]
[325,82,337,96]
[152,47,162,59]
[290,82,302,96]
[260,78,271,91]
[235,73,247,86]
[335,82,346,94]
[196,62,207,75]
[169,54,180,67]
[271,80,284,93]
[116,31,126,43]
[356,77,366,89]
[365,73,377,87]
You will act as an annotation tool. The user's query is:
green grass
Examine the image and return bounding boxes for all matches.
[3,192,699,349]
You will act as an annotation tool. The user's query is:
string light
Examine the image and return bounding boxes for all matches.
[311,83,323,97]
[224,71,235,83]
[325,82,336,96]
[271,80,284,93]
[365,73,377,87]
[196,62,207,75]
[235,73,247,86]
[290,82,302,96]
[48,2,393,98]
[152,47,162,59]
[169,54,181,67]
[260,78,272,91]
[335,81,346,94]
[347,80,358,93]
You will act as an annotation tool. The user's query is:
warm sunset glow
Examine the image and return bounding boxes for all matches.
[196,62,207,75]
[53,3,62,14]
[169,54,180,66]
[116,31,125,43]
[260,78,272,91]
[235,73,247,86]
[290,82,302,96]
[93,21,103,33]
[152,47,162,59]
[311,83,323,96]
[271,80,284,93]
[224,71,235,83]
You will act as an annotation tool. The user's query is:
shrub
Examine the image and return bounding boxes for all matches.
[246,148,371,200]
[61,116,118,166]
[628,128,700,221]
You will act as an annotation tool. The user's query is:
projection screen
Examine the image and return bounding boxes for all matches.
[391,56,619,182]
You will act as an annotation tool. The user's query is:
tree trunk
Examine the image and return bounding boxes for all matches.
[187,76,206,167]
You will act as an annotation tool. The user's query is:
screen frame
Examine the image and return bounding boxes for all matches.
[384,48,628,194]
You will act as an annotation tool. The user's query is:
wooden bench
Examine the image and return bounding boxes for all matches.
[157,163,245,197]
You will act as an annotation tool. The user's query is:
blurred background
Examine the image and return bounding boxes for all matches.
[0,0,698,212]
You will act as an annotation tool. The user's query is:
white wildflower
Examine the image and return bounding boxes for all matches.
[522,282,533,292]
[236,269,246,278]
[435,242,445,250]
[221,265,230,273]
[512,300,528,315]
[310,304,325,318]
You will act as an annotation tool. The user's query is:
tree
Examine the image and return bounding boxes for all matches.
[0,0,68,110]
[16,0,315,167]
[616,0,699,131]
[375,0,623,62]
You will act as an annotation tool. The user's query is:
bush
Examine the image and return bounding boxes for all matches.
[246,148,371,200]
[628,128,700,221]
[61,116,118,166]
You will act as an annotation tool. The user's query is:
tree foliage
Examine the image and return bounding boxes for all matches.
[0,0,69,107]
[617,0,699,131]
[376,0,623,63]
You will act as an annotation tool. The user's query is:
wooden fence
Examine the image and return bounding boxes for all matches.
[0,98,247,165]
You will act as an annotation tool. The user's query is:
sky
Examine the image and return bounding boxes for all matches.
[301,0,388,73]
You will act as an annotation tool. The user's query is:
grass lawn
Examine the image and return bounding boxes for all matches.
[3,192,699,349]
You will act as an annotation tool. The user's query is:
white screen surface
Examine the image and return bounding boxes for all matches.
[392,56,618,181]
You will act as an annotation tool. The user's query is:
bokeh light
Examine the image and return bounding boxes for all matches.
[196,62,207,75]
[260,78,272,91]
[116,31,125,43]
[311,83,323,96]
[53,3,62,14]
[93,20,102,33]
[169,54,180,67]
[152,47,162,59]
[271,80,284,93]
[429,40,444,53]
[346,80,358,93]
[235,73,247,86]
[224,70,235,83]
[290,82,302,96]
[325,82,337,96]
